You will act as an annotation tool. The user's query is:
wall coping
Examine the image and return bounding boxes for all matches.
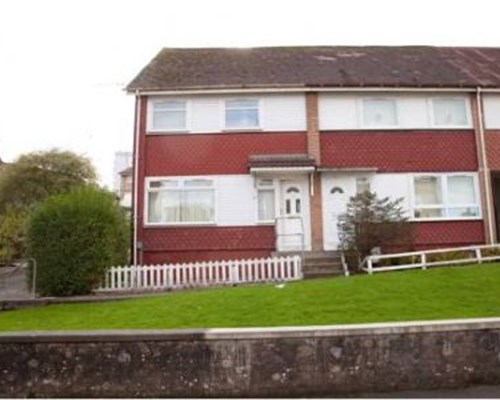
[1,317,500,343]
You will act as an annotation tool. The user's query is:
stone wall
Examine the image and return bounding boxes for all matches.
[1,318,500,398]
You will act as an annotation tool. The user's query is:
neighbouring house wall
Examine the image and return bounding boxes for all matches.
[1,319,499,398]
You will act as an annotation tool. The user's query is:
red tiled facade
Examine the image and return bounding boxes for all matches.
[321,131,478,172]
[414,221,485,249]
[141,226,275,264]
[485,131,500,171]
[145,132,307,176]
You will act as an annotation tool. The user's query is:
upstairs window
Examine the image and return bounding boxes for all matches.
[432,98,468,127]
[150,100,187,131]
[225,99,260,129]
[362,99,397,127]
[146,178,215,224]
[413,174,479,220]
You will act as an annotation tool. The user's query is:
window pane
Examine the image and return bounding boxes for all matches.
[226,109,259,128]
[155,100,185,111]
[447,207,479,218]
[184,179,213,188]
[153,110,186,130]
[433,99,467,126]
[225,99,259,128]
[414,208,444,218]
[414,176,442,205]
[257,179,274,188]
[182,190,214,222]
[149,180,178,189]
[258,190,275,221]
[363,99,397,126]
[447,176,475,204]
[356,177,370,194]
[227,99,258,109]
[148,190,181,223]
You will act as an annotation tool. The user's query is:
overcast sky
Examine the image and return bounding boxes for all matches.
[2,0,500,188]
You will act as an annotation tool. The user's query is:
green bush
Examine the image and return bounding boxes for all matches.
[27,187,129,296]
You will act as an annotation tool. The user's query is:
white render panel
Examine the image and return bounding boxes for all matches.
[319,93,471,130]
[261,94,306,131]
[483,94,500,129]
[147,94,306,133]
[371,174,412,216]
[319,94,358,130]
[190,98,221,133]
[215,175,256,226]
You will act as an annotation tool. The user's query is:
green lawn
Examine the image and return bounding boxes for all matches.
[1,264,500,331]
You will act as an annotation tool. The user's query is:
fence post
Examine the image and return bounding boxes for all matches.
[475,248,482,264]
[367,258,373,275]
[421,253,427,270]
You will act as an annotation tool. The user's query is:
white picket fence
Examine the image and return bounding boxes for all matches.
[98,255,302,292]
[360,243,500,274]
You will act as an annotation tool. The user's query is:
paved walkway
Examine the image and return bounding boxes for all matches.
[0,266,31,300]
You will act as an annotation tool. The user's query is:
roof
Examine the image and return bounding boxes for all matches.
[126,46,500,92]
[248,154,316,169]
[119,166,133,177]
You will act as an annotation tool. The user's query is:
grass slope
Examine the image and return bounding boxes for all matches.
[1,264,500,331]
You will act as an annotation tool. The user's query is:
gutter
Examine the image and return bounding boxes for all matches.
[476,87,495,244]
[132,91,142,265]
[127,86,500,96]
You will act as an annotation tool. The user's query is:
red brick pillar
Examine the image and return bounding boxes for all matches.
[306,93,324,251]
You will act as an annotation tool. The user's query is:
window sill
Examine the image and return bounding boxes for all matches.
[409,217,482,222]
[144,222,216,228]
[222,127,263,132]
[147,130,190,135]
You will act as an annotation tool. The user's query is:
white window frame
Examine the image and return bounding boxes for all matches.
[147,98,191,133]
[410,172,481,221]
[222,98,262,131]
[360,98,399,129]
[144,176,217,226]
[255,178,277,224]
[428,97,471,129]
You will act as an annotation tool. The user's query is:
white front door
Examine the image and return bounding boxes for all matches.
[323,175,356,250]
[277,180,309,251]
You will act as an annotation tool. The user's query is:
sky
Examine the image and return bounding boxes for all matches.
[2,0,500,188]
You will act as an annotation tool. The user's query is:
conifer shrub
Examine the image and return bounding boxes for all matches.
[27,187,129,296]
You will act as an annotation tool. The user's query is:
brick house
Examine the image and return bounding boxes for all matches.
[126,46,500,265]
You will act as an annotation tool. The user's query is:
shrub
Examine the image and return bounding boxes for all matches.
[27,187,129,296]
[338,191,415,271]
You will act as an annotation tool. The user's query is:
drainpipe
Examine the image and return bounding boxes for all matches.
[476,87,495,244]
[132,91,142,265]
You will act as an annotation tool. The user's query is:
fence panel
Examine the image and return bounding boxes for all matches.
[99,256,302,292]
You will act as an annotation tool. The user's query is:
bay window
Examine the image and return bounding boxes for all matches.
[413,174,479,220]
[146,178,215,224]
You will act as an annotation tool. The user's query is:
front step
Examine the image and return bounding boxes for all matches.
[274,251,346,278]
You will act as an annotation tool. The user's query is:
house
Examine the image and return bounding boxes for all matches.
[126,46,500,265]
[117,166,132,211]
